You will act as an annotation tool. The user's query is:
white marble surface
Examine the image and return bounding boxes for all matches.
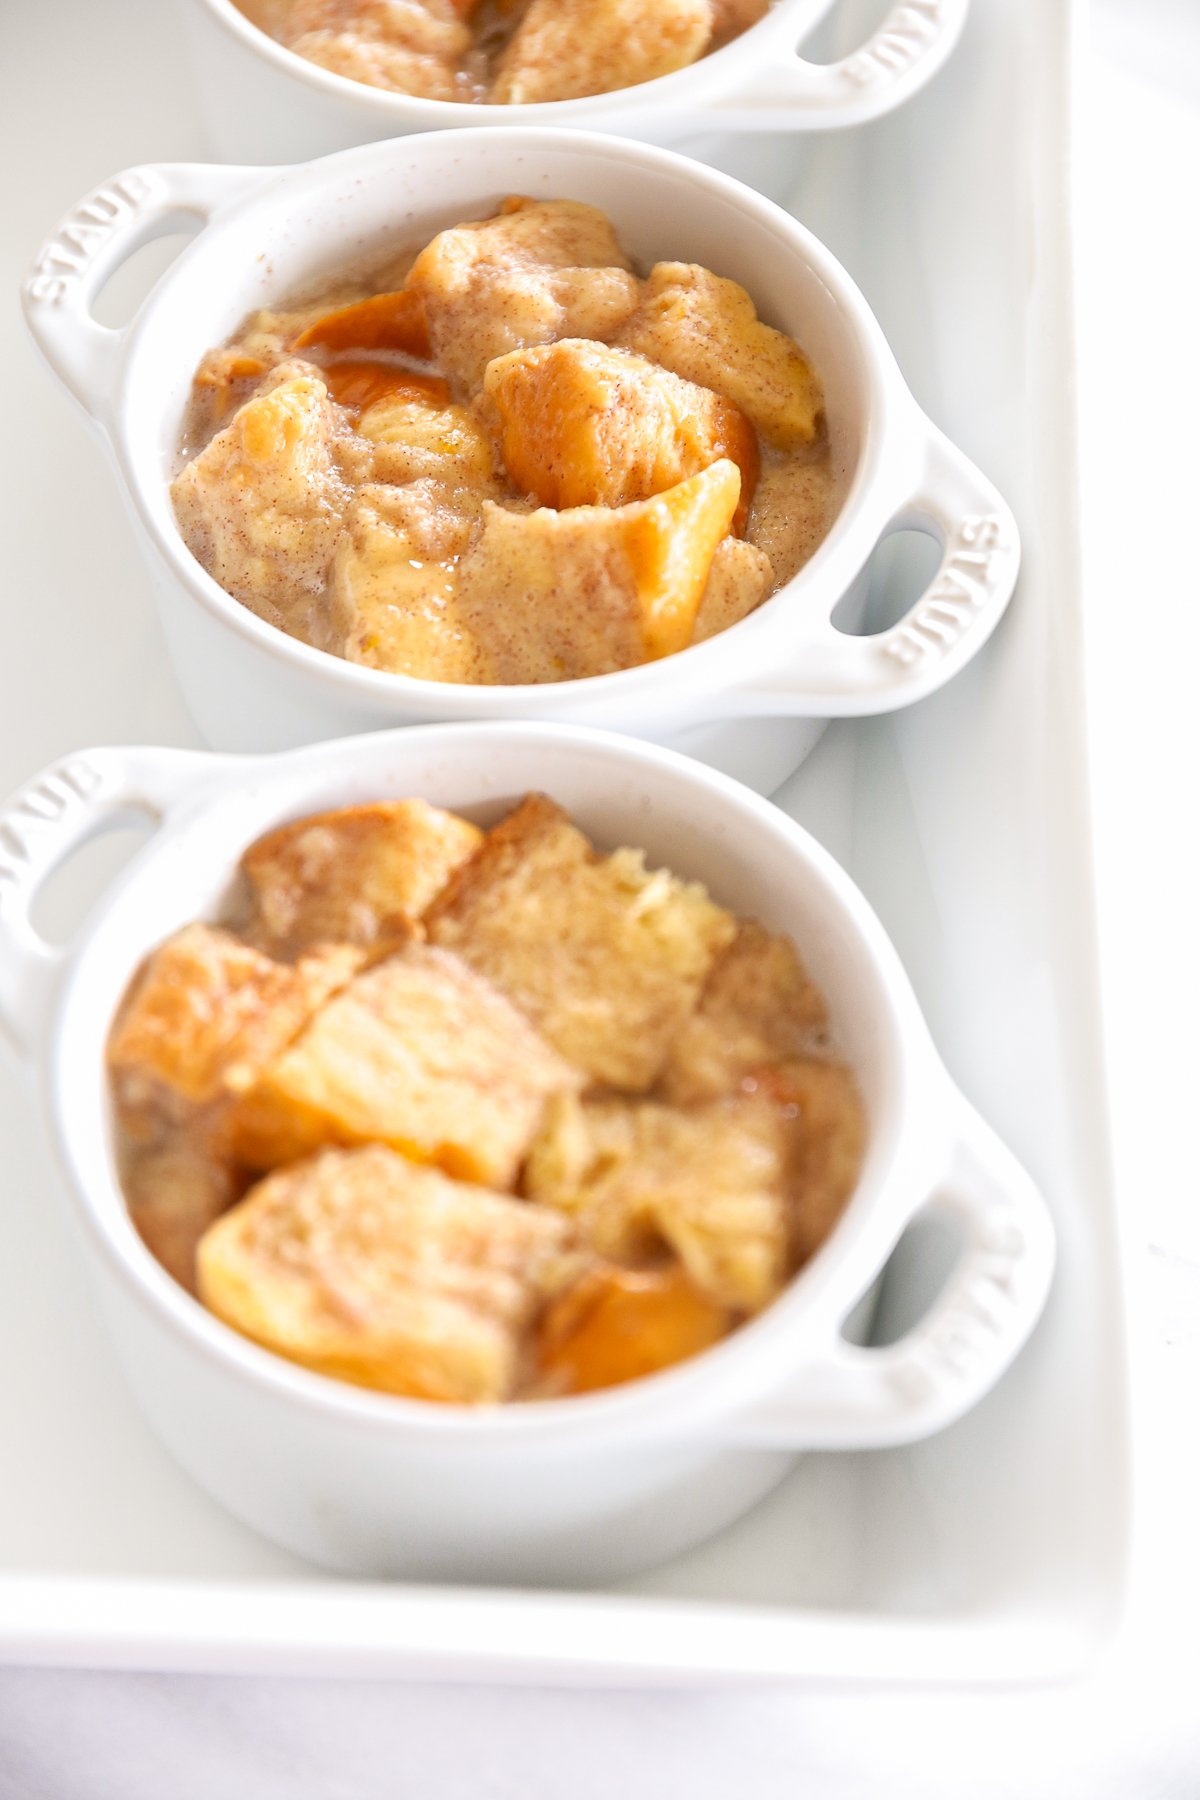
[2,0,1199,1790]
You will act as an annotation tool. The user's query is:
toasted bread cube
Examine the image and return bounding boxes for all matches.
[197,1145,581,1402]
[452,461,741,680]
[618,263,823,451]
[408,198,640,395]
[485,339,759,528]
[524,1093,792,1311]
[535,1263,731,1396]
[662,920,830,1103]
[107,924,362,1138]
[121,1138,245,1295]
[749,1058,866,1264]
[240,798,483,959]
[226,943,581,1184]
[428,795,735,1089]
[491,0,711,103]
[329,495,492,681]
[691,537,774,644]
[171,376,349,625]
[746,455,839,587]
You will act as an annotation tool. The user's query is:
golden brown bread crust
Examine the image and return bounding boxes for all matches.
[240,798,483,958]
[107,924,363,1140]
[197,1144,583,1402]
[427,794,736,1089]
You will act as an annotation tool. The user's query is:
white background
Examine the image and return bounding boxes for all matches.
[1,0,1198,1790]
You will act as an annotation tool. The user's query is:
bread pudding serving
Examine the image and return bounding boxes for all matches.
[171,196,836,685]
[107,791,864,1403]
[236,0,774,106]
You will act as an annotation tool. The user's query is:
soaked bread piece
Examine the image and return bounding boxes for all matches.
[662,919,830,1104]
[355,379,499,488]
[485,338,758,526]
[526,1060,865,1309]
[524,1092,792,1312]
[691,536,774,643]
[618,263,823,450]
[240,798,483,958]
[534,1263,730,1396]
[427,794,735,1089]
[285,0,470,97]
[171,375,350,629]
[330,489,492,679]
[226,942,581,1185]
[452,461,742,680]
[197,1145,582,1402]
[407,198,640,394]
[491,0,712,103]
[107,924,362,1139]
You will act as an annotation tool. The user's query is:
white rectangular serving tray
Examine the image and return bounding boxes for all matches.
[0,0,1128,1683]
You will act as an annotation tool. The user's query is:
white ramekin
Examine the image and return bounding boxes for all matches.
[0,724,1054,1584]
[182,0,970,161]
[22,129,1018,796]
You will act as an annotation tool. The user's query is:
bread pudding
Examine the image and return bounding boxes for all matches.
[171,197,837,685]
[236,0,773,106]
[108,793,864,1402]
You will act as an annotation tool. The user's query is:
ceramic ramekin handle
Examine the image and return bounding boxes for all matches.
[738,425,1020,714]
[21,164,264,431]
[707,0,969,127]
[0,746,217,1056]
[726,1097,1055,1449]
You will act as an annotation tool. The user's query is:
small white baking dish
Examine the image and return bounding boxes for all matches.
[0,723,1053,1584]
[182,0,970,162]
[22,129,1019,796]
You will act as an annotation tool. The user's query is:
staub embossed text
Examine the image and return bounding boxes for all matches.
[24,174,154,306]
[882,513,1006,668]
[0,760,103,898]
[844,0,943,85]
